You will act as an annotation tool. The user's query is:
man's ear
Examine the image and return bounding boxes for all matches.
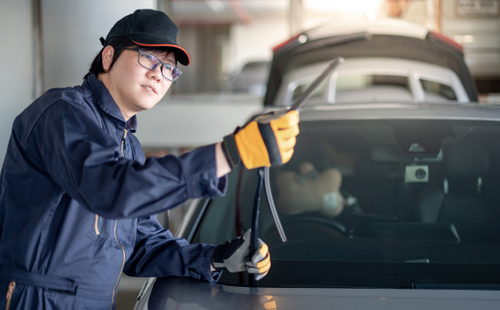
[102,46,115,72]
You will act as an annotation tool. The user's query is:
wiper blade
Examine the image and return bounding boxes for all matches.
[263,166,286,242]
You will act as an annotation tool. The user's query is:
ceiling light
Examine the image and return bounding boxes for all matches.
[305,0,383,13]
[207,0,225,13]
[366,11,376,20]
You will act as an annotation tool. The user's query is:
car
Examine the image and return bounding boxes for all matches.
[264,15,478,107]
[224,60,270,97]
[134,102,500,310]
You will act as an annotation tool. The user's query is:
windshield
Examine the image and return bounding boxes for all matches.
[192,119,500,288]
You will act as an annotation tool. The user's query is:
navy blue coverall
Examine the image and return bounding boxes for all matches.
[0,74,226,309]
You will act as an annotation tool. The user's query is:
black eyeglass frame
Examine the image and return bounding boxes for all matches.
[124,48,182,82]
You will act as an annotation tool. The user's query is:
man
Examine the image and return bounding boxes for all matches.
[0,9,299,310]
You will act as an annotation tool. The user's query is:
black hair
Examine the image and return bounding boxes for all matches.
[84,37,178,80]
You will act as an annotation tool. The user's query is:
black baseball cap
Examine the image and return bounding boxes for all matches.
[101,9,191,66]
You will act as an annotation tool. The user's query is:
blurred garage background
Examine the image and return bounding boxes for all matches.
[1,0,499,309]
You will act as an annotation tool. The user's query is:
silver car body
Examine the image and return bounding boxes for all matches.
[134,277,500,310]
[134,103,500,310]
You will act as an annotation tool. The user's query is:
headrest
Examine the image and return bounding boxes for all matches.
[445,140,489,177]
[275,162,344,217]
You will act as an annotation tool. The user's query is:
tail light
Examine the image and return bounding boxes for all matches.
[272,34,304,55]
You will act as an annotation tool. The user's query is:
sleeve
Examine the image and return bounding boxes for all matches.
[123,215,222,283]
[30,100,227,219]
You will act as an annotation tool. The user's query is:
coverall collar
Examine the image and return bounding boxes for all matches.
[84,74,138,133]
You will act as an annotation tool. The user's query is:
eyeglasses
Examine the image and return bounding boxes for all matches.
[125,48,182,82]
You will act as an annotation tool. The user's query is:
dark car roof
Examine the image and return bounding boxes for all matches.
[280,103,500,122]
[264,27,478,106]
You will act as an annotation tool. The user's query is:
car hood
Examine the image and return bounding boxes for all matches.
[139,277,500,310]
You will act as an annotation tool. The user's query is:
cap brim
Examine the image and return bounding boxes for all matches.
[130,39,191,66]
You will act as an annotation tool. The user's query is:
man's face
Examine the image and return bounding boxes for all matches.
[101,47,176,120]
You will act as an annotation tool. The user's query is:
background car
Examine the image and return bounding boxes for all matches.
[134,102,500,310]
[264,15,478,107]
[224,60,271,97]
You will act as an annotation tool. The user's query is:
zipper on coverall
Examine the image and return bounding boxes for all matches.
[5,281,15,310]
[110,129,128,310]
[96,128,130,238]
[94,215,100,236]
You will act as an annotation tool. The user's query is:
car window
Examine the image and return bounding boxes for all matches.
[335,74,411,103]
[193,119,500,287]
[336,74,409,91]
[291,79,328,103]
[241,61,269,72]
[421,79,457,101]
[291,74,411,104]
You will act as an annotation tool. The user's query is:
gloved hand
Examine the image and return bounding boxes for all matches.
[222,110,299,170]
[212,229,271,281]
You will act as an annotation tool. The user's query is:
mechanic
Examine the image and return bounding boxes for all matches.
[0,9,299,310]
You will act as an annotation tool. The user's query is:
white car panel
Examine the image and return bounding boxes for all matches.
[306,15,429,41]
[275,58,470,106]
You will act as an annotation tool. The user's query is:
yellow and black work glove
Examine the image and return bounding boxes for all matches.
[212,229,271,281]
[222,110,299,170]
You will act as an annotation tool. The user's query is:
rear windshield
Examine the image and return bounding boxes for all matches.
[192,119,500,288]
